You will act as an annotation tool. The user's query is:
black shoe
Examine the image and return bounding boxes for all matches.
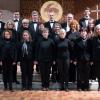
[10,89,14,92]
[64,88,69,92]
[60,85,64,91]
[21,88,26,91]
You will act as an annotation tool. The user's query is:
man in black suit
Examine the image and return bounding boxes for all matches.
[12,11,22,84]
[44,12,57,38]
[29,11,40,41]
[13,11,22,32]
[79,7,91,29]
[0,11,5,37]
[29,11,40,72]
[61,13,74,32]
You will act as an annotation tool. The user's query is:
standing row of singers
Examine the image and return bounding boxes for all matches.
[0,7,100,91]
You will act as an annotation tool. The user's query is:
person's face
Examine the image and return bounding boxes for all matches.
[23,32,30,41]
[59,31,66,39]
[32,14,38,21]
[88,21,94,29]
[84,10,90,17]
[80,30,87,39]
[22,22,29,28]
[13,12,20,19]
[4,31,11,39]
[54,24,61,32]
[96,27,100,36]
[39,24,45,31]
[7,22,13,29]
[42,30,49,39]
[70,23,77,30]
[67,14,73,23]
[49,12,54,21]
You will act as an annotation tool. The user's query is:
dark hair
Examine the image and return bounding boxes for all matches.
[2,30,13,38]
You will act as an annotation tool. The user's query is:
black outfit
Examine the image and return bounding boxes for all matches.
[67,30,80,82]
[18,41,35,90]
[95,19,100,25]
[56,38,70,90]
[61,22,70,32]
[44,21,57,81]
[29,21,40,41]
[29,21,40,72]
[18,26,33,42]
[51,32,59,82]
[13,19,22,84]
[44,21,57,37]
[74,37,91,90]
[0,21,5,36]
[90,36,100,89]
[79,17,90,29]
[35,37,55,88]
[0,38,17,90]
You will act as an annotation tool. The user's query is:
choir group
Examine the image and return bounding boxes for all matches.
[0,7,100,92]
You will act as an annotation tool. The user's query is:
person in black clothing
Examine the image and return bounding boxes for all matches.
[35,28,55,91]
[90,24,100,91]
[18,19,31,42]
[0,30,17,91]
[44,11,57,38]
[29,11,40,73]
[79,7,92,29]
[75,28,91,91]
[51,23,61,82]
[4,21,19,84]
[61,13,74,32]
[87,19,96,81]
[18,30,35,90]
[13,11,22,32]
[67,20,80,83]
[56,29,70,91]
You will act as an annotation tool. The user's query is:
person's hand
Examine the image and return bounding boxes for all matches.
[90,62,93,66]
[0,61,2,66]
[34,61,38,65]
[73,61,77,65]
[12,62,16,65]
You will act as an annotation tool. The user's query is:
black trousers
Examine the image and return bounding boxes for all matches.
[2,60,13,90]
[20,60,33,89]
[39,60,51,88]
[57,59,69,88]
[51,63,59,82]
[12,64,17,82]
[69,63,77,82]
[94,61,100,88]
[77,60,90,90]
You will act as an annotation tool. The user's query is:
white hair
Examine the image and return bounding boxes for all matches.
[60,28,66,33]
[22,19,29,23]
[94,24,100,33]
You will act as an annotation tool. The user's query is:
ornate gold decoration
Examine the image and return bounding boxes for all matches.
[40,1,63,21]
